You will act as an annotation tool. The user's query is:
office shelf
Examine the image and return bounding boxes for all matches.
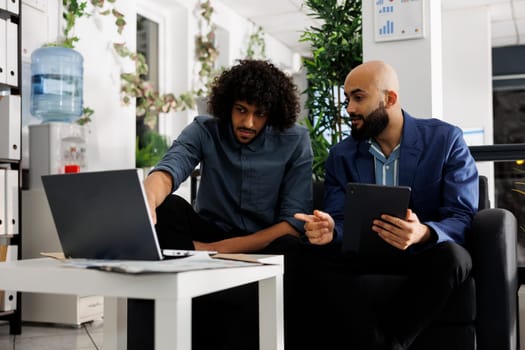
[0,0,22,335]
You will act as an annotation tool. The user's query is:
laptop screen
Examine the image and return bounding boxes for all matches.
[42,169,164,260]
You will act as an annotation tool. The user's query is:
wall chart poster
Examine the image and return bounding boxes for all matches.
[374,0,425,42]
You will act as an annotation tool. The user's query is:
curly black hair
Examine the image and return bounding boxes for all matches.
[208,59,300,131]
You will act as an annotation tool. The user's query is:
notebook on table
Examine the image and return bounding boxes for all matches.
[342,182,412,258]
[41,169,200,261]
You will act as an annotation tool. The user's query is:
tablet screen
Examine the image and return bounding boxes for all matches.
[342,183,412,258]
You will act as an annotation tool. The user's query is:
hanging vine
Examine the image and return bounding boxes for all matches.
[244,25,266,59]
[57,0,222,122]
[51,0,125,48]
[47,0,122,125]
[193,0,220,97]
[113,43,195,124]
[55,0,224,165]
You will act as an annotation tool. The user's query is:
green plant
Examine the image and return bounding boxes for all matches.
[135,131,169,168]
[49,0,125,48]
[45,0,120,125]
[55,0,220,167]
[244,25,266,59]
[76,106,94,125]
[115,0,221,124]
[300,0,362,180]
[113,43,195,126]
[59,0,89,48]
[91,0,126,33]
[302,116,331,181]
[194,0,220,97]
[52,0,243,167]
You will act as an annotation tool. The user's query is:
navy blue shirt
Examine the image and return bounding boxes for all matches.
[153,116,313,234]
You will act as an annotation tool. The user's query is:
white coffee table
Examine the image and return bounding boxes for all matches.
[0,256,284,350]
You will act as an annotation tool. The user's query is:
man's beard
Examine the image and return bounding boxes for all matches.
[350,103,389,141]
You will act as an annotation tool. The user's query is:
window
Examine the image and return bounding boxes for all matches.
[136,14,159,134]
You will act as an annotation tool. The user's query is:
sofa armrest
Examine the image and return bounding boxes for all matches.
[469,208,518,350]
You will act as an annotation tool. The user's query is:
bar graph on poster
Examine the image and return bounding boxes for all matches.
[374,0,425,42]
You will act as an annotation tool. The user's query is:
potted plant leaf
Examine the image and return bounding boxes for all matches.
[300,0,363,180]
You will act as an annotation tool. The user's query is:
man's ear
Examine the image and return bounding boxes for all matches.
[384,90,398,107]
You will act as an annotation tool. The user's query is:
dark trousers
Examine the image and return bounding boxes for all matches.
[127,195,303,350]
[294,241,472,350]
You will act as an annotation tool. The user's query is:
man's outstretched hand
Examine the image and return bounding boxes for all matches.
[294,210,335,245]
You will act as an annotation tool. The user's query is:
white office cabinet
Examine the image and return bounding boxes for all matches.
[0,169,5,235]
[0,18,6,85]
[0,0,20,333]
[6,0,18,14]
[5,170,18,235]
[21,189,104,326]
[6,19,17,87]
[0,95,21,160]
[0,18,5,84]
[22,294,103,326]
[0,288,16,311]
[5,169,18,235]
[0,245,18,311]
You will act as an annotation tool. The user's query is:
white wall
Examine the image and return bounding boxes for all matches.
[152,0,300,141]
[362,0,443,119]
[136,0,193,145]
[75,2,137,171]
[362,2,494,140]
[442,7,493,141]
[361,1,496,203]
[21,0,136,172]
[21,0,300,180]
[442,6,495,200]
[210,0,301,72]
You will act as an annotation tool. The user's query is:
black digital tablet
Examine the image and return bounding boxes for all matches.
[342,182,412,258]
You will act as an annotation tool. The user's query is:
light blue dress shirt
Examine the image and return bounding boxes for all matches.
[369,140,400,186]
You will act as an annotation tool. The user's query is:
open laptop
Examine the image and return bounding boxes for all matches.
[41,169,196,261]
[342,182,411,258]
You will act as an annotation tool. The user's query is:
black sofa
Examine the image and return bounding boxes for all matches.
[128,169,520,349]
[311,176,518,350]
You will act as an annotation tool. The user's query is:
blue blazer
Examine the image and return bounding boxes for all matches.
[324,110,479,249]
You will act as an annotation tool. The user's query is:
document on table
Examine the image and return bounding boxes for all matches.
[41,252,264,274]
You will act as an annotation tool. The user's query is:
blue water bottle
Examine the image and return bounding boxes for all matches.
[30,47,84,123]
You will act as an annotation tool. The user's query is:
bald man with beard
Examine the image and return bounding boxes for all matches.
[295,61,478,350]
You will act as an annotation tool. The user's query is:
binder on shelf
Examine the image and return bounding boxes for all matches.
[5,169,18,235]
[6,19,18,88]
[0,245,18,311]
[0,18,6,84]
[6,0,18,15]
[0,94,21,160]
[0,169,5,235]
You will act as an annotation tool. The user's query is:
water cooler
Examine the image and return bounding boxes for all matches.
[28,122,87,189]
[22,47,104,326]
[27,46,86,188]
[30,46,84,123]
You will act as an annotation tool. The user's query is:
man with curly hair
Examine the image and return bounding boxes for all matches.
[128,59,313,350]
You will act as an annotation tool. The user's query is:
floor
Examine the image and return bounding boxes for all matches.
[0,320,104,350]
